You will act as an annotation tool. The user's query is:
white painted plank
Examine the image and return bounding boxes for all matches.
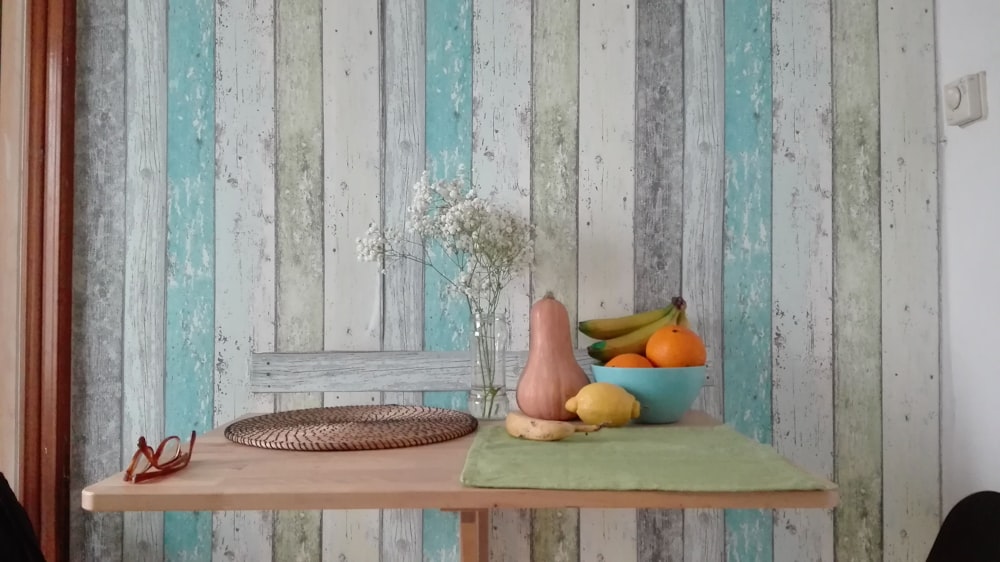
[577,2,637,561]
[380,392,423,561]
[321,392,381,562]
[123,2,166,559]
[771,0,833,560]
[682,0,725,557]
[685,387,724,562]
[471,0,532,367]
[682,0,725,391]
[213,0,276,558]
[471,2,533,557]
[250,349,600,392]
[322,2,383,560]
[771,0,835,559]
[878,0,941,559]
[382,0,426,559]
[322,0,382,357]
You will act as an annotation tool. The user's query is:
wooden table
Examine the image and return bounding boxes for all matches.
[82,411,838,561]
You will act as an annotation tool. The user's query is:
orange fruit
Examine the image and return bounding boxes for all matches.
[604,353,654,368]
[645,326,706,368]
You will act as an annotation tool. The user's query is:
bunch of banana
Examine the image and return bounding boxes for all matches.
[504,411,602,441]
[580,296,689,362]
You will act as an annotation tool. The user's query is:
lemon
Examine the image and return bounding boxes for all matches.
[565,382,641,427]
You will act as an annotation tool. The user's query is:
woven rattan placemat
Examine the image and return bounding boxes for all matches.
[223,405,479,451]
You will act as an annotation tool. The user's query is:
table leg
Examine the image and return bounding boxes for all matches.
[459,509,489,562]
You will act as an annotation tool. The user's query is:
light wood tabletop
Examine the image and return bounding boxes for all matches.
[81,409,837,513]
[82,410,837,561]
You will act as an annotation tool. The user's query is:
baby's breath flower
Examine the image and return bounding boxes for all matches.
[357,170,535,324]
[389,173,540,419]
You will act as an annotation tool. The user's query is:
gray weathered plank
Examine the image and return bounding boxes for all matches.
[878,0,941,559]
[250,349,600,393]
[832,0,883,559]
[635,0,683,297]
[382,0,426,356]
[529,0,582,558]
[681,0,726,557]
[213,0,277,558]
[70,9,127,562]
[273,0,324,559]
[381,0,426,559]
[635,0,685,559]
[77,0,122,27]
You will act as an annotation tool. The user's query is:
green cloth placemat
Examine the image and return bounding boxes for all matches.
[460,424,837,492]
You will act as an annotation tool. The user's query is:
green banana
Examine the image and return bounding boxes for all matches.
[578,304,675,340]
[587,297,687,363]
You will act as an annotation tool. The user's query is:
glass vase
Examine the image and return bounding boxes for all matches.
[467,311,509,420]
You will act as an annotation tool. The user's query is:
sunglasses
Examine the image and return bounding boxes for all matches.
[124,431,197,483]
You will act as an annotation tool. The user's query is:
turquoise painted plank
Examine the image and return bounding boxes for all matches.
[423,0,473,560]
[723,0,773,560]
[164,0,215,559]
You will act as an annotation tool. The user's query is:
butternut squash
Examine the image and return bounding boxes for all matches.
[515,292,591,420]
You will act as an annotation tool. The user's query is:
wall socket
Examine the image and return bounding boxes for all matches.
[944,71,988,128]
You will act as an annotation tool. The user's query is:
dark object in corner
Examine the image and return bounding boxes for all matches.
[927,490,1000,562]
[0,472,45,561]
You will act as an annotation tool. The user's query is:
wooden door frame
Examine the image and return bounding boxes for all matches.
[1,0,76,560]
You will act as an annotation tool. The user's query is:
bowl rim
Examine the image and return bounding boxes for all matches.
[591,364,706,373]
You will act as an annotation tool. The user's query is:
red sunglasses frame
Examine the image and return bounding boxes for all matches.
[123,430,197,483]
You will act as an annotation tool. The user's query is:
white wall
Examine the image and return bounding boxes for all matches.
[0,0,27,497]
[937,0,1000,513]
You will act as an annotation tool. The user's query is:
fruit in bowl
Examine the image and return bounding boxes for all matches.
[591,364,705,424]
[645,324,706,368]
[604,353,654,368]
[579,298,707,423]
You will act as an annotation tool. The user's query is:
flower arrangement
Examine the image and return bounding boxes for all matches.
[356,170,534,417]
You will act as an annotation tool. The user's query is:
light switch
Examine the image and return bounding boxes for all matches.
[944,71,988,127]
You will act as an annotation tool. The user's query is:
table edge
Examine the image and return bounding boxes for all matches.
[82,486,838,513]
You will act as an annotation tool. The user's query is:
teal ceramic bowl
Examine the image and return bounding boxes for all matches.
[591,364,706,424]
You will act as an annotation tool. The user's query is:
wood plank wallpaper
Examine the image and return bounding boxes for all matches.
[68,0,941,561]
